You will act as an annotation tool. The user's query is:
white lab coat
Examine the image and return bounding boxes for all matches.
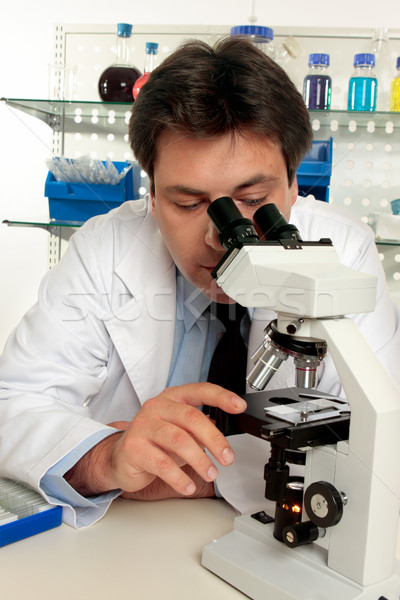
[0,195,398,525]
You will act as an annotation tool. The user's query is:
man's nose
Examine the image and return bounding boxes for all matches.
[205,219,225,251]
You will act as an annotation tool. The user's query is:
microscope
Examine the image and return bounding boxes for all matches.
[201,197,400,599]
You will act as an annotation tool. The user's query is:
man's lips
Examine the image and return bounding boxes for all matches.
[203,264,224,276]
[202,255,225,273]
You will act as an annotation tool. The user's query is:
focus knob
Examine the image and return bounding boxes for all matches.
[304,481,346,528]
[282,521,320,548]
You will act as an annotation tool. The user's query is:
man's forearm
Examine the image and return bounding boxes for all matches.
[63,383,244,500]
[64,432,123,497]
[64,433,215,501]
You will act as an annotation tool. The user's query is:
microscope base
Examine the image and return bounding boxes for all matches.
[202,514,400,600]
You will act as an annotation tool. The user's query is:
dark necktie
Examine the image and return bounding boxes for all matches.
[206,302,248,432]
[207,302,248,395]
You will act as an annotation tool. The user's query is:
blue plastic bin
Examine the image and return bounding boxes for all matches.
[45,160,141,222]
[297,138,333,202]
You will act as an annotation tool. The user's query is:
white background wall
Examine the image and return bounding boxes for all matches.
[0,0,398,350]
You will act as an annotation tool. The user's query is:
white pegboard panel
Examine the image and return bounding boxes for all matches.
[51,24,400,291]
[309,113,400,219]
[376,244,400,307]
[62,24,228,103]
[59,24,400,104]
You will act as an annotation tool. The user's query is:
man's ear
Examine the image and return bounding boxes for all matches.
[150,184,156,216]
[290,176,298,206]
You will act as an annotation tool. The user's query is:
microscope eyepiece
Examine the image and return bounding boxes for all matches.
[207,196,259,251]
[254,204,302,242]
[207,197,302,248]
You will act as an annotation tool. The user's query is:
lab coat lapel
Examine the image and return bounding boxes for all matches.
[104,211,177,404]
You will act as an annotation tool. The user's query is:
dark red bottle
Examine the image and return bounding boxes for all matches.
[98,23,142,102]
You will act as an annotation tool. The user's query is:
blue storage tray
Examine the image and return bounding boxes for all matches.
[0,505,62,547]
[0,477,62,547]
[45,160,141,222]
[297,138,333,202]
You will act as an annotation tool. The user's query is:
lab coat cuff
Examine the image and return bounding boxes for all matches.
[40,429,122,510]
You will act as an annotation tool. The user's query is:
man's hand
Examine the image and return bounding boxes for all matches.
[120,465,216,501]
[64,383,247,499]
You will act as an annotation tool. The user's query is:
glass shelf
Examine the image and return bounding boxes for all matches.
[375,238,400,246]
[3,219,399,246]
[3,219,82,231]
[2,97,400,130]
[1,97,133,128]
[308,108,400,129]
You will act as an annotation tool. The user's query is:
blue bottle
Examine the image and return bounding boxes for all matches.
[303,53,332,110]
[348,53,378,111]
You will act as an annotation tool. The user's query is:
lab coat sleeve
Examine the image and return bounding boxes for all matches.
[0,223,126,524]
[316,220,400,395]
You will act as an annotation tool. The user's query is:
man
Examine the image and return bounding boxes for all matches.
[0,38,398,527]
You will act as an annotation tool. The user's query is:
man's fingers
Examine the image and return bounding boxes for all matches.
[110,383,247,497]
[132,400,236,472]
[117,436,206,496]
[163,382,247,413]
[147,421,221,482]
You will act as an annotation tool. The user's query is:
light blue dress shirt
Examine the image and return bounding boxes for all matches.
[167,270,226,387]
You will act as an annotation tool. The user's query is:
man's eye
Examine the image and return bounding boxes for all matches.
[238,197,267,207]
[178,201,202,211]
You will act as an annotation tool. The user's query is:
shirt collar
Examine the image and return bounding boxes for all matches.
[176,270,212,332]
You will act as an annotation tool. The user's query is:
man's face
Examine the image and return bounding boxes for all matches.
[151,131,298,303]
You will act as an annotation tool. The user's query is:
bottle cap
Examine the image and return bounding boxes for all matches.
[145,42,159,54]
[354,53,375,67]
[308,53,329,66]
[230,25,274,41]
[117,23,133,38]
[396,56,400,69]
[282,36,302,59]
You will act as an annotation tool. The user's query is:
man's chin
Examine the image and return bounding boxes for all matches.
[185,270,235,303]
[202,281,235,304]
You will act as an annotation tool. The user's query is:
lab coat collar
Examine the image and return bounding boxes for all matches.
[113,202,173,297]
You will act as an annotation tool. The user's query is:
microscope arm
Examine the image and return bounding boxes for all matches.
[296,316,400,585]
[214,240,400,585]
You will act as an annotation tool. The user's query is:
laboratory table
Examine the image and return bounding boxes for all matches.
[1,496,400,600]
[0,497,246,600]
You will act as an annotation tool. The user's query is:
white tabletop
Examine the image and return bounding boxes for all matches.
[2,496,400,600]
[0,497,246,600]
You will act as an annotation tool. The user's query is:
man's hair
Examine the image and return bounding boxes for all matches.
[129,37,313,187]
